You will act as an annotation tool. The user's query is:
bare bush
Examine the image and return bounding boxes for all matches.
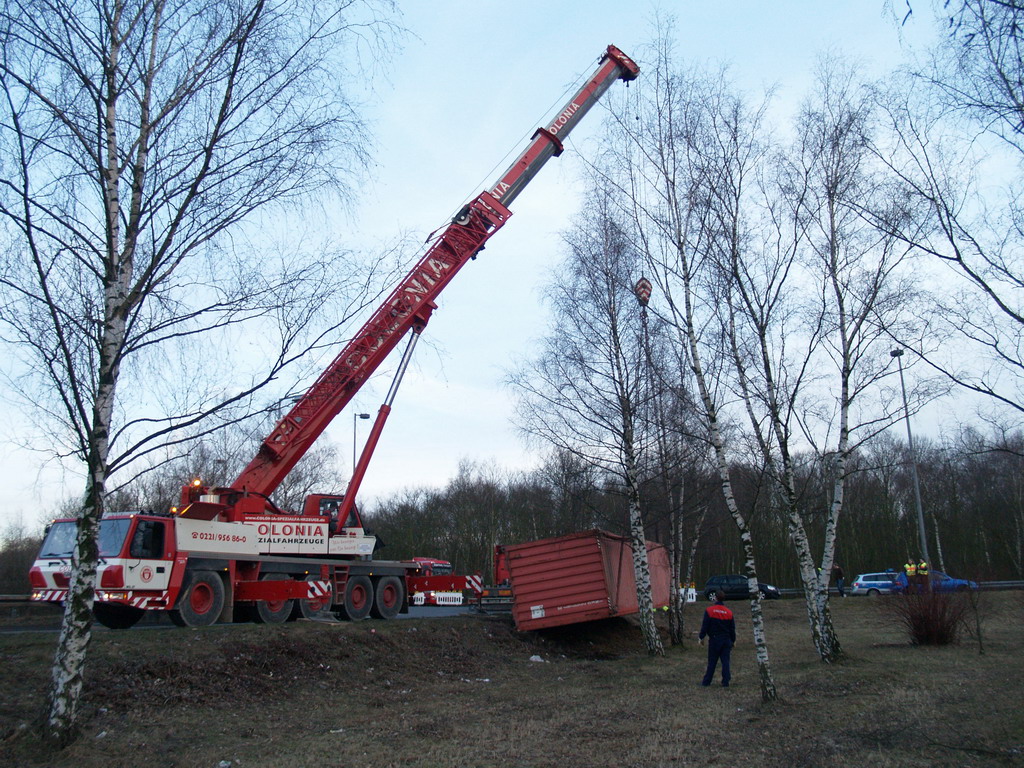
[886,590,970,645]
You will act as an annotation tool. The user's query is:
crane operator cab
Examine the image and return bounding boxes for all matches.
[307,494,366,537]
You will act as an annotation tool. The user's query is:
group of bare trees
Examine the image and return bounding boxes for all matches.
[506,4,1024,700]
[358,426,1023,583]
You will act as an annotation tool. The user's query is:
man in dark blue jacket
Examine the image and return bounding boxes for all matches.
[699,590,736,687]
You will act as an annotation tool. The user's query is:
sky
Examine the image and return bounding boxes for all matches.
[0,2,943,533]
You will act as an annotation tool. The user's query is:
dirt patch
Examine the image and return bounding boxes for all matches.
[2,595,1023,767]
[528,616,647,659]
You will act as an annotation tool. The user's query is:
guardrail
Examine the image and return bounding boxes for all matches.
[775,581,1024,597]
[977,580,1024,590]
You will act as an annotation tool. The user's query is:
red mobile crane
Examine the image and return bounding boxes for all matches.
[29,46,639,629]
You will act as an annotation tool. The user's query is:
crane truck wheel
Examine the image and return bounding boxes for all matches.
[169,571,225,627]
[336,575,372,621]
[254,573,293,624]
[93,602,145,629]
[370,575,404,620]
[292,575,331,621]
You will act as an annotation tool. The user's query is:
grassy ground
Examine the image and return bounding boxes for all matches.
[1,592,1022,767]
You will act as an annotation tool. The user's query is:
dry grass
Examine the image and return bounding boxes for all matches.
[1,592,1022,767]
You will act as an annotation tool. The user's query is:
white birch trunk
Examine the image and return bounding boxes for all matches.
[628,487,664,656]
[621,410,664,656]
[668,505,683,645]
[44,28,130,737]
[727,293,843,664]
[675,247,777,701]
[676,506,706,647]
[44,302,124,744]
[43,491,99,744]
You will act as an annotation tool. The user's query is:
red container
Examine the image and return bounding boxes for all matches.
[504,529,671,631]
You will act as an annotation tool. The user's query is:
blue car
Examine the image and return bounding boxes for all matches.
[894,571,979,593]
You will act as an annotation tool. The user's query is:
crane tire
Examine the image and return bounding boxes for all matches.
[254,573,294,624]
[93,603,144,630]
[370,576,404,620]
[170,571,224,627]
[292,575,331,621]
[336,575,372,621]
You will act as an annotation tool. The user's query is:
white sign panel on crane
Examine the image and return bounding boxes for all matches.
[245,515,329,555]
[175,518,260,556]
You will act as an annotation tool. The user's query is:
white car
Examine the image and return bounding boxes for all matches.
[849,572,901,596]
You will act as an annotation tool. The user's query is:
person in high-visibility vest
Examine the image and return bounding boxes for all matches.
[903,560,916,593]
[917,560,930,593]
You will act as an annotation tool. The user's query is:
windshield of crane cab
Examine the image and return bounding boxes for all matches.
[39,518,133,558]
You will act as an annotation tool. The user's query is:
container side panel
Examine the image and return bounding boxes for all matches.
[606,536,640,617]
[506,531,614,631]
[648,544,671,608]
[504,530,673,630]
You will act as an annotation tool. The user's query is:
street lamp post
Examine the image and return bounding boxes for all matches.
[353,412,370,474]
[890,349,930,564]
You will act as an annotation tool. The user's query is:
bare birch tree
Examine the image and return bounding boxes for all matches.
[510,188,664,656]
[707,94,845,663]
[0,0,397,743]
[726,56,916,663]
[872,0,1024,419]
[596,35,778,699]
[636,273,710,647]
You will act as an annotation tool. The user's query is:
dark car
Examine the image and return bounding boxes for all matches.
[703,574,781,601]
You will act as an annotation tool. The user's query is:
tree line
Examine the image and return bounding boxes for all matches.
[362,428,1023,587]
[5,424,1019,598]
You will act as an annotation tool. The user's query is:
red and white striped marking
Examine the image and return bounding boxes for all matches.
[33,589,169,610]
[31,589,67,602]
[306,580,331,599]
[96,592,168,609]
[465,574,483,595]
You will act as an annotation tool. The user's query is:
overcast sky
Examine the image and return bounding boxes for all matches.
[1,2,942,532]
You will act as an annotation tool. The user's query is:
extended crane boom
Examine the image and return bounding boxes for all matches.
[31,46,639,632]
[188,45,638,520]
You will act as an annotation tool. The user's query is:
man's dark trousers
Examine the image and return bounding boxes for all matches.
[702,635,732,686]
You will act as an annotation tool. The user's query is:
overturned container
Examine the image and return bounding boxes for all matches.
[504,529,671,631]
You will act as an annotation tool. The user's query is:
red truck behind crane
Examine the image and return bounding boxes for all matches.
[29,45,639,629]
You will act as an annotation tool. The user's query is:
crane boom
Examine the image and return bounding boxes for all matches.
[230,45,639,505]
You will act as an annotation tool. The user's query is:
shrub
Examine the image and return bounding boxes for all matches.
[886,590,969,645]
